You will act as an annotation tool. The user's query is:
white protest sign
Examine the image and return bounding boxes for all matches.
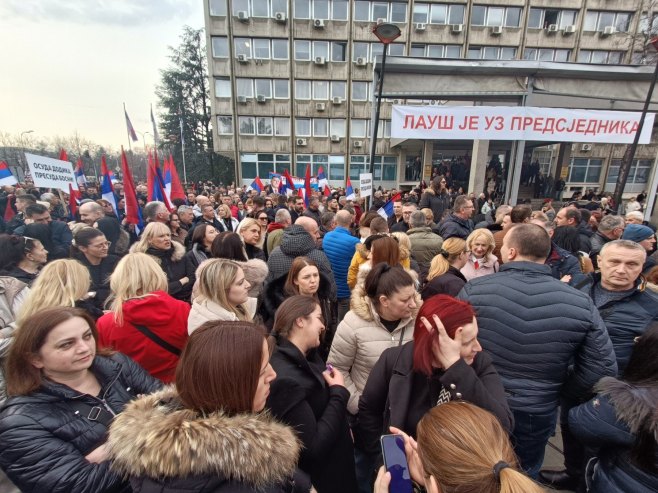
[359,173,373,197]
[392,106,655,144]
[25,153,79,191]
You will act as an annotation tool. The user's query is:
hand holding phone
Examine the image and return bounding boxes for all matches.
[323,363,344,387]
[380,434,413,493]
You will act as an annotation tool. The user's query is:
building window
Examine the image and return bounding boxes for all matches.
[234,38,252,58]
[428,3,464,25]
[294,40,312,60]
[232,0,249,15]
[294,0,311,18]
[209,0,227,16]
[584,11,632,32]
[231,0,287,18]
[214,78,231,98]
[273,80,289,99]
[568,158,602,183]
[296,80,311,99]
[524,48,570,62]
[257,117,273,136]
[333,0,348,20]
[253,39,271,59]
[468,46,517,60]
[241,153,291,180]
[313,80,329,100]
[354,1,407,23]
[234,38,288,60]
[252,0,270,17]
[607,159,653,185]
[376,120,391,138]
[217,116,233,135]
[352,81,369,101]
[239,116,256,135]
[330,119,346,138]
[578,50,624,64]
[332,42,348,62]
[412,4,429,23]
[350,156,397,180]
[331,81,346,99]
[274,118,290,136]
[471,5,522,27]
[294,0,348,20]
[313,118,329,137]
[296,118,312,136]
[527,8,577,29]
[272,39,289,60]
[236,78,254,98]
[271,0,287,15]
[313,41,330,59]
[211,37,229,58]
[410,44,462,58]
[351,119,368,138]
[255,79,272,99]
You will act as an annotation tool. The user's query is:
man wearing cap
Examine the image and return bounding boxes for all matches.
[540,238,658,490]
[622,223,656,274]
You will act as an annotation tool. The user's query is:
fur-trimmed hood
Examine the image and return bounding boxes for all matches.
[108,387,302,488]
[131,240,186,262]
[595,377,658,436]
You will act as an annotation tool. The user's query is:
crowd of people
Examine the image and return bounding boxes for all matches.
[0,173,656,493]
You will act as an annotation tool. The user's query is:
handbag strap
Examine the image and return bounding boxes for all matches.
[68,400,114,427]
[133,324,181,356]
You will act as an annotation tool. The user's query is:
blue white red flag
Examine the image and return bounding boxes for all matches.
[377,193,401,219]
[317,166,328,190]
[125,107,139,142]
[100,156,119,217]
[74,158,87,187]
[345,176,355,200]
[247,176,264,193]
[0,161,17,187]
[163,156,173,204]
[121,148,145,234]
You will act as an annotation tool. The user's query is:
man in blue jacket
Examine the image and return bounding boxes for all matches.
[458,224,617,479]
[323,209,359,322]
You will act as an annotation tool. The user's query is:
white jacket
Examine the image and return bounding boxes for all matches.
[187,297,257,334]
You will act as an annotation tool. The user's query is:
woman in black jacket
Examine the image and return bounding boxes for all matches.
[130,222,195,302]
[421,237,468,300]
[0,307,162,493]
[359,294,512,463]
[71,227,120,307]
[108,320,313,493]
[267,295,358,493]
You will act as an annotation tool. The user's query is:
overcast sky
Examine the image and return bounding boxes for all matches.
[0,0,204,149]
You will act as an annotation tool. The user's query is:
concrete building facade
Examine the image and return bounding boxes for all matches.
[204,0,657,196]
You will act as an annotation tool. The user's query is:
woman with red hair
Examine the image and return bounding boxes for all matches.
[357,294,512,472]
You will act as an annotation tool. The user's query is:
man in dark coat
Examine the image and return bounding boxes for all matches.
[457,224,617,479]
[555,207,592,254]
[540,239,658,490]
[437,195,474,240]
[589,214,625,269]
[13,203,73,260]
[302,196,322,225]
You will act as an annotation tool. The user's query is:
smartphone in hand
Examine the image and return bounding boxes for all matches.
[380,434,413,493]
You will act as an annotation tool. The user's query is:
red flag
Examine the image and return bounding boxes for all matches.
[58,149,68,162]
[3,194,15,222]
[304,164,312,207]
[323,184,331,197]
[168,154,186,201]
[283,169,295,195]
[147,151,156,202]
[120,147,145,231]
[68,184,78,220]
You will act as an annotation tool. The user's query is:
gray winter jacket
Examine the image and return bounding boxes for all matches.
[457,261,617,413]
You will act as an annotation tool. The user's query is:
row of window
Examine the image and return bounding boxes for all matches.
[240,152,398,182]
[218,115,391,139]
[210,0,633,33]
[567,158,653,184]
[215,78,375,101]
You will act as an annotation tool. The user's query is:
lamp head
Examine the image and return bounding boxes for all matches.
[372,23,401,44]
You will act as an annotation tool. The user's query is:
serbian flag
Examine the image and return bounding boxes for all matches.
[74,159,87,187]
[345,176,355,200]
[124,107,138,142]
[304,164,312,207]
[100,156,119,217]
[155,153,173,210]
[68,184,80,220]
[163,156,173,204]
[281,169,296,196]
[0,161,17,187]
[147,152,172,209]
[247,176,264,193]
[120,147,145,233]
[317,166,328,190]
[377,193,401,219]
[168,154,186,201]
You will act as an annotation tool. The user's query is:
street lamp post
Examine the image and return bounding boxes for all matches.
[368,23,401,209]
[612,36,658,213]
[19,130,34,173]
[138,131,152,152]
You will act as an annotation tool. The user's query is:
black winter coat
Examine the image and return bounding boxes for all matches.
[267,340,358,493]
[569,377,658,493]
[74,253,120,307]
[421,266,467,299]
[437,213,474,240]
[418,189,451,223]
[0,353,162,493]
[144,244,195,302]
[358,342,513,457]
[457,262,618,413]
[576,273,658,374]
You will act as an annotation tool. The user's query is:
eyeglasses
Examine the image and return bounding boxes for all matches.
[258,216,269,221]
[91,241,111,248]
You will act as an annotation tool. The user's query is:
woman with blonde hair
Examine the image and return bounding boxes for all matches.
[375,401,543,493]
[187,259,256,333]
[422,237,468,299]
[96,253,190,383]
[18,258,102,321]
[461,229,499,281]
[218,203,240,232]
[238,217,267,261]
[130,221,195,301]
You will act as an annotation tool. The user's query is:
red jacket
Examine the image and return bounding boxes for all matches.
[96,291,190,383]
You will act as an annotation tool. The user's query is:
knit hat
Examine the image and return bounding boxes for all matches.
[622,224,654,242]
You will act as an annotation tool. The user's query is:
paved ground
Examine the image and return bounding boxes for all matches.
[541,424,576,493]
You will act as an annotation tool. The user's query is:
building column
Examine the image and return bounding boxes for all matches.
[422,140,433,182]
[468,139,489,195]
[554,143,571,184]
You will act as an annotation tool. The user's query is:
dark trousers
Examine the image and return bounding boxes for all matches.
[337,297,350,325]
[511,408,558,479]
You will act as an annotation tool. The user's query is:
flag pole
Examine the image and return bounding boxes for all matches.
[179,105,188,184]
[123,103,132,153]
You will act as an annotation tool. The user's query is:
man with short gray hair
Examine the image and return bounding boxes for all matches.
[589,214,625,269]
[407,210,442,283]
[143,201,169,224]
[177,205,194,232]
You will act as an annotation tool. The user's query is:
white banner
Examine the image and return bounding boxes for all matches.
[391,106,655,144]
[25,153,79,191]
[359,173,373,197]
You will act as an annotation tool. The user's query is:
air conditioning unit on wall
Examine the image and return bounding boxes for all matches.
[581,144,592,151]
[296,138,307,146]
[353,140,363,148]
[313,19,325,28]
[490,26,503,35]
